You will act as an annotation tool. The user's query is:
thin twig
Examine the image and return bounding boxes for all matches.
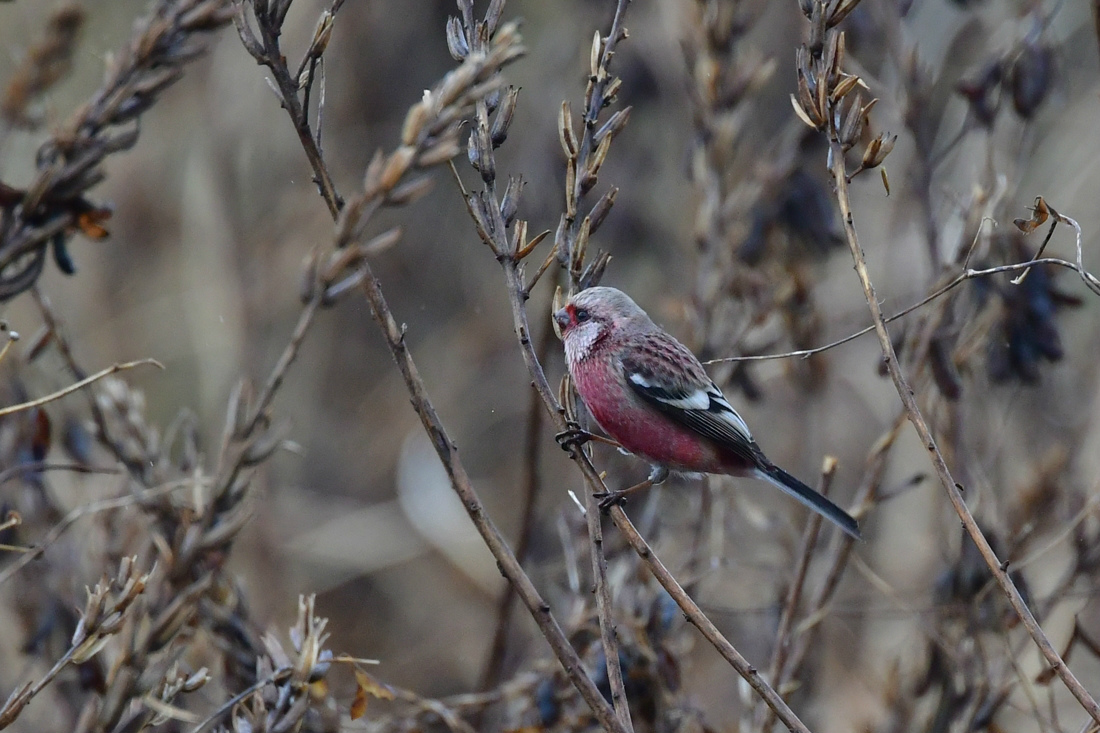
[0,479,195,588]
[187,668,293,733]
[478,320,552,694]
[705,257,1100,365]
[584,463,633,733]
[354,267,627,733]
[781,413,903,688]
[826,135,1100,724]
[758,458,836,732]
[242,297,320,435]
[609,504,813,733]
[0,358,162,418]
[0,461,119,485]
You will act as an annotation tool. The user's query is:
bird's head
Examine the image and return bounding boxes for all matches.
[554,287,651,362]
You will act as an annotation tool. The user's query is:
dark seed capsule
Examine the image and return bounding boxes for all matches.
[1010,42,1053,119]
[52,233,77,275]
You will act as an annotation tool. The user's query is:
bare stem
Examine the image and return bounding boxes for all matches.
[608,504,812,733]
[826,136,1100,724]
[706,256,1100,365]
[353,268,627,733]
[758,459,836,732]
[478,321,553,695]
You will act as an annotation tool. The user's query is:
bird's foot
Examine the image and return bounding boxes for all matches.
[595,488,634,512]
[555,422,594,451]
[594,488,631,512]
[556,423,621,452]
[595,475,659,512]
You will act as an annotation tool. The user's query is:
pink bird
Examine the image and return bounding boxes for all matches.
[554,286,861,540]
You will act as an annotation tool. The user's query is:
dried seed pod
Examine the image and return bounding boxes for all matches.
[564,159,577,219]
[590,31,602,78]
[484,87,502,114]
[401,101,429,146]
[554,214,569,266]
[827,0,863,27]
[823,29,844,82]
[490,86,519,147]
[361,148,386,193]
[510,219,528,256]
[839,94,863,148]
[516,228,550,259]
[582,134,613,193]
[571,216,591,277]
[387,175,434,206]
[224,380,253,442]
[830,73,861,103]
[603,76,622,105]
[861,132,896,169]
[578,250,611,290]
[791,93,822,130]
[559,101,578,158]
[466,129,479,170]
[500,176,524,227]
[551,286,565,340]
[485,0,506,36]
[475,119,495,185]
[380,146,415,190]
[417,137,461,167]
[446,16,469,60]
[588,186,618,234]
[362,226,403,257]
[306,10,333,60]
[241,420,291,466]
[594,106,631,144]
[808,1,825,55]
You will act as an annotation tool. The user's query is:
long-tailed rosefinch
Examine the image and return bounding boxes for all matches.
[554,286,861,540]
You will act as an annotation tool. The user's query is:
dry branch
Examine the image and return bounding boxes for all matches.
[790,0,1100,718]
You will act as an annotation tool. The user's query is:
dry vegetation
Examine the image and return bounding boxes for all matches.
[0,0,1099,732]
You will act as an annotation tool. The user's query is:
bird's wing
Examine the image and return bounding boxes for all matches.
[620,336,761,468]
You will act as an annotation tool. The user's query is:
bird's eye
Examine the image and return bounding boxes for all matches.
[575,308,590,323]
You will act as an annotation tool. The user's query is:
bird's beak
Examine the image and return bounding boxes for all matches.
[553,309,571,332]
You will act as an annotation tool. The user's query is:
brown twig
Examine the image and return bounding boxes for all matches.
[354,266,626,733]
[0,358,162,418]
[608,504,813,733]
[758,458,837,731]
[826,135,1100,723]
[781,414,903,691]
[0,479,191,588]
[233,0,345,216]
[705,256,1100,365]
[478,320,552,694]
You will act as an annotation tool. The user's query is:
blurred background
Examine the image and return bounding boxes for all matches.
[1,0,1100,731]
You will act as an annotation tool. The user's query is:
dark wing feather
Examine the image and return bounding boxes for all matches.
[620,336,762,468]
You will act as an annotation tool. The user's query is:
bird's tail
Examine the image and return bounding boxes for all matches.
[754,464,862,540]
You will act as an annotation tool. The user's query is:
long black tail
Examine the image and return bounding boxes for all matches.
[755,464,861,540]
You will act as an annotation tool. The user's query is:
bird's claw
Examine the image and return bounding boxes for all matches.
[594,489,629,512]
[555,422,593,451]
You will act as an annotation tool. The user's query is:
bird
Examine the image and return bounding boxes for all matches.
[553,286,861,540]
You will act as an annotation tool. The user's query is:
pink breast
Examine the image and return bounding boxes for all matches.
[571,356,724,473]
